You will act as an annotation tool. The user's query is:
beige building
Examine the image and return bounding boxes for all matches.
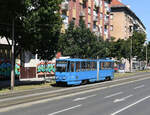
[110,0,146,41]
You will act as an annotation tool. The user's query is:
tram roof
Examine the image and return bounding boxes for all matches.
[56,58,114,62]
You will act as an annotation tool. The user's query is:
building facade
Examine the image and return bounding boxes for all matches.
[110,0,146,41]
[61,0,112,40]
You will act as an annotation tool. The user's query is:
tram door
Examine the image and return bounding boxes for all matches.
[97,61,99,81]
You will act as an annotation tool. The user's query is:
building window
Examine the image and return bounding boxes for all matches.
[83,0,86,8]
[88,8,91,14]
[88,23,90,28]
[72,18,76,23]
[129,26,133,32]
[100,13,103,19]
[104,25,107,32]
[110,25,113,31]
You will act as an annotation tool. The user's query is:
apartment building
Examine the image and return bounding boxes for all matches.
[110,0,146,41]
[61,0,112,40]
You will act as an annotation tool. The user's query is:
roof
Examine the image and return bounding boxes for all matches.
[110,0,146,30]
[110,0,125,7]
[56,58,114,62]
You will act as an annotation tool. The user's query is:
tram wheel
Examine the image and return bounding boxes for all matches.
[105,76,111,81]
[81,80,89,85]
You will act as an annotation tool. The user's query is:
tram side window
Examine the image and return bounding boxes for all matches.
[101,62,113,70]
[91,62,97,70]
[76,62,80,72]
[87,62,91,70]
[81,61,86,71]
[71,62,75,72]
[67,61,70,72]
[101,62,104,70]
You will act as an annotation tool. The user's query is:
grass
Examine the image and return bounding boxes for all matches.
[136,69,150,72]
[114,69,150,78]
[0,81,56,94]
[114,72,137,78]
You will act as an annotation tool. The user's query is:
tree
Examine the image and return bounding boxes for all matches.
[0,0,62,89]
[22,0,62,60]
[112,39,130,60]
[147,42,150,64]
[109,31,146,61]
[131,31,146,61]
[59,19,101,58]
[0,0,62,60]
[0,0,26,90]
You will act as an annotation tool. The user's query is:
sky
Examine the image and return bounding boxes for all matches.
[121,0,150,41]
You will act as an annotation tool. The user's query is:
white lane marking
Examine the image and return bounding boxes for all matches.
[48,104,82,115]
[111,95,150,115]
[104,92,123,99]
[113,95,133,103]
[73,94,96,101]
[134,85,145,90]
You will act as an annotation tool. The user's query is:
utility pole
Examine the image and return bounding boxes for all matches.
[146,42,148,71]
[11,17,15,90]
[97,26,100,81]
[130,36,132,72]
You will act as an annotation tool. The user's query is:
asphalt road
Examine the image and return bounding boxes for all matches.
[1,72,150,115]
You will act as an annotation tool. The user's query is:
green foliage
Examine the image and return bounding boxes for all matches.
[22,0,62,60]
[59,19,102,58]
[59,20,146,60]
[147,42,150,63]
[113,39,130,60]
[0,0,62,60]
[0,0,25,38]
[111,31,146,61]
[130,31,146,60]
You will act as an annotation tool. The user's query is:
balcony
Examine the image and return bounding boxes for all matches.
[83,0,88,2]
[106,7,111,14]
[80,11,85,17]
[93,16,98,22]
[61,15,68,24]
[104,20,109,25]
[61,1,69,11]
[94,0,100,8]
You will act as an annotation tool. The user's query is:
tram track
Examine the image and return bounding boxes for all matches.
[0,72,148,99]
[0,72,150,110]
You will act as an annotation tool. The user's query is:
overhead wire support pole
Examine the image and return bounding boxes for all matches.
[146,41,148,71]
[11,17,15,90]
[130,36,132,73]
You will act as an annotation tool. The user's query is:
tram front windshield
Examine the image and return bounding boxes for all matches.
[56,61,67,72]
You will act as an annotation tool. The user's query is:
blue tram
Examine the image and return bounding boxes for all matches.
[55,58,114,85]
